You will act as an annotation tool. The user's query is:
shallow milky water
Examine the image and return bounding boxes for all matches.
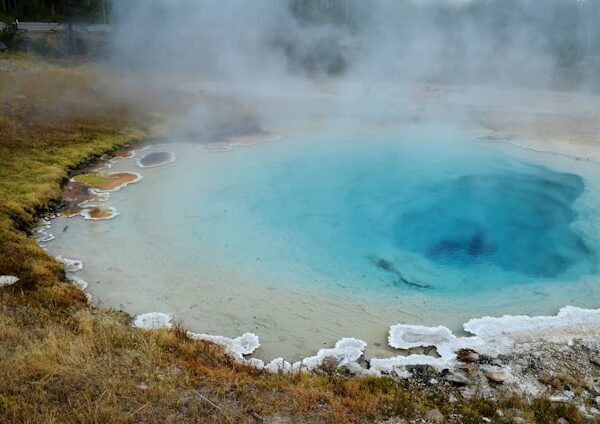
[46,125,600,361]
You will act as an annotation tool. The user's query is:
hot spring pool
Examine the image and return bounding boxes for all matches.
[45,125,600,360]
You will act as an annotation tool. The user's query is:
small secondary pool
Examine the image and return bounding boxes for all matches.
[45,125,600,360]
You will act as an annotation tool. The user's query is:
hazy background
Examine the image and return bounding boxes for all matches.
[106,0,600,140]
[111,0,600,86]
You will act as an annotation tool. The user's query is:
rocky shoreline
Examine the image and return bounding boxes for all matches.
[419,337,600,421]
[129,307,600,423]
[370,335,600,423]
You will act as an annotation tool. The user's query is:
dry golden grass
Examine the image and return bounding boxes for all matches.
[0,53,592,423]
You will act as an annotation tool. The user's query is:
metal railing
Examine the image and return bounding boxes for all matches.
[0,21,112,33]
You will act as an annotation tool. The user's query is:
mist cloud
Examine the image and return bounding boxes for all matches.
[115,0,593,84]
[111,0,597,137]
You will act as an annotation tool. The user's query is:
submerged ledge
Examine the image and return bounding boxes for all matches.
[130,306,600,377]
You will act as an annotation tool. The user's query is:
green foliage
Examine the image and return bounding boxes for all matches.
[27,37,57,56]
[0,18,28,50]
[1,0,110,23]
[0,395,15,414]
[72,173,116,187]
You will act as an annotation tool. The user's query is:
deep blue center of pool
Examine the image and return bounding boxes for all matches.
[169,130,596,294]
[394,172,587,278]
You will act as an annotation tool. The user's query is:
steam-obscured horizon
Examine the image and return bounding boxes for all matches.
[112,0,599,88]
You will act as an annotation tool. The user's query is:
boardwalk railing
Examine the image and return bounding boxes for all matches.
[0,22,112,33]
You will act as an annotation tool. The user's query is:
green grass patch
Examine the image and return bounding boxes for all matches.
[72,173,118,187]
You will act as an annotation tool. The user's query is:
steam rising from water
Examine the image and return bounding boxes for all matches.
[113,0,594,85]
[112,0,599,140]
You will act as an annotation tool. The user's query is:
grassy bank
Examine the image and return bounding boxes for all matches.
[0,54,590,423]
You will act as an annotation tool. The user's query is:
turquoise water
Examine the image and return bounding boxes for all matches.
[162,128,595,296]
[46,125,600,359]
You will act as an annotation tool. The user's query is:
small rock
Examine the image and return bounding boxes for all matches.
[556,418,570,424]
[513,418,526,424]
[0,41,7,51]
[456,348,480,363]
[549,391,575,403]
[484,370,507,383]
[391,368,411,379]
[251,412,264,422]
[508,408,524,417]
[458,363,478,375]
[132,312,173,329]
[344,361,366,376]
[137,383,148,390]
[55,255,83,273]
[588,385,600,396]
[424,408,444,423]
[445,371,469,386]
[460,386,476,400]
[596,396,600,407]
[0,275,18,287]
[407,364,438,379]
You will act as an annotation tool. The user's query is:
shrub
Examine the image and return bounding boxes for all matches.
[0,18,28,51]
